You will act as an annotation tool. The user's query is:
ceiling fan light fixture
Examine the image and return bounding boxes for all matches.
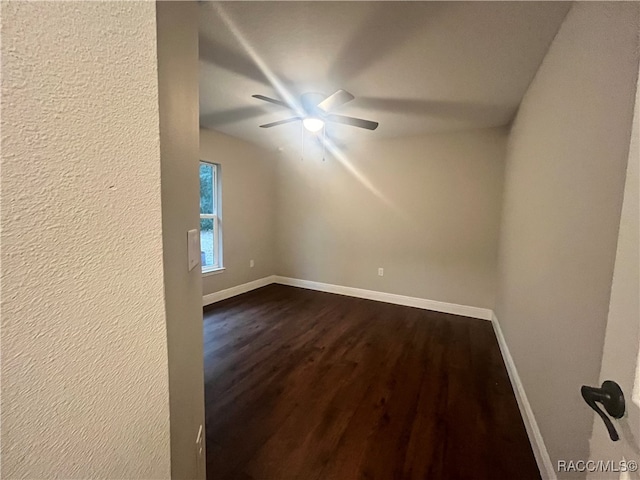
[303,117,324,133]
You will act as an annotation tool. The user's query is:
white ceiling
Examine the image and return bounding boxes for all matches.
[199,1,570,150]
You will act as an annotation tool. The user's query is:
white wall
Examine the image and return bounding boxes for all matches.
[201,128,506,312]
[275,129,507,309]
[200,128,277,298]
[1,3,171,478]
[495,2,639,475]
[156,3,206,479]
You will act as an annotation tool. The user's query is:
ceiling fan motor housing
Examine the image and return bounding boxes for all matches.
[301,92,327,118]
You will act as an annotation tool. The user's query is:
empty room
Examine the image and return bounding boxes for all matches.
[2,2,638,480]
[198,2,639,479]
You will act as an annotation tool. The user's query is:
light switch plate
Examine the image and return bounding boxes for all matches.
[187,229,200,271]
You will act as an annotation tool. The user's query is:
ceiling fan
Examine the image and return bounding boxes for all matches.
[252,89,379,132]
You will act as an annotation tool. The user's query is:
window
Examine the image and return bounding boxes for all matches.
[200,162,222,273]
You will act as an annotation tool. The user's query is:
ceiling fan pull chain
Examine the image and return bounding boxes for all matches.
[300,122,304,161]
[322,126,326,162]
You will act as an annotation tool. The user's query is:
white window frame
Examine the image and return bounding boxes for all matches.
[200,161,223,274]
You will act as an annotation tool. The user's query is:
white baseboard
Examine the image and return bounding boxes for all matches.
[203,274,491,320]
[202,275,276,307]
[273,276,492,320]
[491,313,556,480]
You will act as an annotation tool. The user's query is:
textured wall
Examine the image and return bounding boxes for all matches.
[276,129,507,309]
[495,3,639,476]
[1,2,171,478]
[200,128,277,297]
[156,3,206,479]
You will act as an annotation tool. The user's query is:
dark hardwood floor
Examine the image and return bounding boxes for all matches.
[204,284,540,480]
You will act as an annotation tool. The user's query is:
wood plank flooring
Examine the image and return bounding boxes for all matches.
[204,284,540,480]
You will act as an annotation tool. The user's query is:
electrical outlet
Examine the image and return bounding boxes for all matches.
[250,259,255,268]
[378,268,384,276]
[196,424,204,458]
[195,423,204,479]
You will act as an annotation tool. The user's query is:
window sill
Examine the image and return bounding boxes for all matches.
[203,267,225,277]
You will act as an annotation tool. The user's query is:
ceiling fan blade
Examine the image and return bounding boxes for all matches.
[259,117,300,128]
[252,94,292,109]
[317,89,355,112]
[326,114,379,130]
